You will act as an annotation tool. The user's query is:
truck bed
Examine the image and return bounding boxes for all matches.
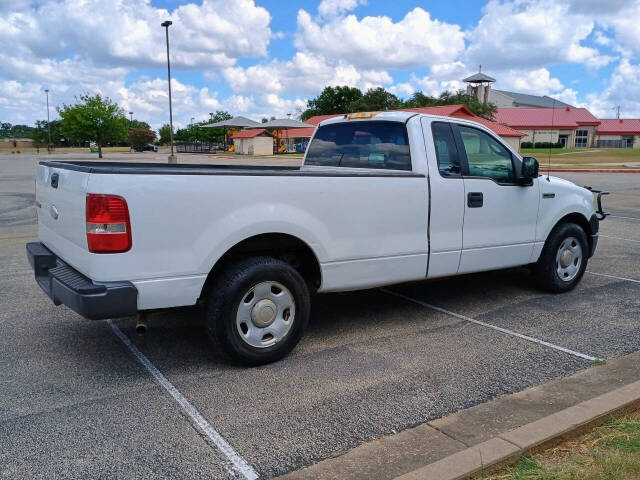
[40,161,421,177]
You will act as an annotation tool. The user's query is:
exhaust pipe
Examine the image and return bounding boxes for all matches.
[135,314,148,335]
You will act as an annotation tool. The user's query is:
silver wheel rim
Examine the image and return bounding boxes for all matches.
[555,236,582,282]
[235,281,295,348]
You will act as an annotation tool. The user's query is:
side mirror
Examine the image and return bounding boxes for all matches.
[519,156,539,185]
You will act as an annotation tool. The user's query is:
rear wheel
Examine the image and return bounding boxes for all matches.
[204,256,310,365]
[533,222,588,293]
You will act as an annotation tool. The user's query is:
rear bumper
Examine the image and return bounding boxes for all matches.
[26,242,138,320]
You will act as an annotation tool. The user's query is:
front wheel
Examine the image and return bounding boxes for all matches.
[533,222,588,293]
[204,256,310,365]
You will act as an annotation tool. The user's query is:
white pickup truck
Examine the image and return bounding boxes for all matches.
[27,111,608,365]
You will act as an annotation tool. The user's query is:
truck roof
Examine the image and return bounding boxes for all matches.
[317,109,526,138]
[319,111,417,126]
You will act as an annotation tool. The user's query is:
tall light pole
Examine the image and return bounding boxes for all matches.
[209,112,214,122]
[161,20,176,163]
[129,111,134,127]
[44,89,52,153]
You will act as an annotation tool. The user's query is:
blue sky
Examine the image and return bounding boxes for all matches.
[1,0,639,129]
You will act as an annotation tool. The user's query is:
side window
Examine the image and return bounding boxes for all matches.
[304,121,411,170]
[431,122,461,177]
[457,125,515,184]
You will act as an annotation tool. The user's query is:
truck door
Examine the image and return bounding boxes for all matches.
[452,124,540,274]
[422,119,465,278]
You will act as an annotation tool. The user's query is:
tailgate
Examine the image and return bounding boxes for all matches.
[36,163,90,273]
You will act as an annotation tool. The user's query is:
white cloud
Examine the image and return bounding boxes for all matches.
[318,0,366,19]
[388,83,416,97]
[4,0,640,133]
[295,7,465,69]
[222,51,392,96]
[0,0,273,70]
[592,0,640,58]
[553,88,581,107]
[495,68,564,95]
[586,59,640,117]
[465,0,613,70]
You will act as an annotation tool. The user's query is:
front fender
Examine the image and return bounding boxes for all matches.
[536,177,595,243]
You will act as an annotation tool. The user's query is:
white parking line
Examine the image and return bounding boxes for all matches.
[599,234,640,243]
[381,289,599,362]
[106,320,259,480]
[586,271,640,284]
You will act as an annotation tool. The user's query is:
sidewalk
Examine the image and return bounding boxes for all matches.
[278,351,640,480]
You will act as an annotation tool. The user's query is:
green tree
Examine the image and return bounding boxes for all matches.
[5,124,35,138]
[130,120,151,130]
[198,111,232,143]
[404,90,497,120]
[158,124,172,145]
[30,120,49,151]
[127,128,157,151]
[402,92,439,109]
[0,122,12,138]
[301,85,363,120]
[57,94,128,158]
[172,111,232,144]
[348,87,402,112]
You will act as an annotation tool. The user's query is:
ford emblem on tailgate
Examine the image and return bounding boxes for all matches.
[49,205,59,220]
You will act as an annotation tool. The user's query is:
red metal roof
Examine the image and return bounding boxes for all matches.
[402,106,526,137]
[304,114,345,125]
[281,127,316,138]
[230,128,273,139]
[596,119,640,135]
[302,106,525,138]
[495,107,600,129]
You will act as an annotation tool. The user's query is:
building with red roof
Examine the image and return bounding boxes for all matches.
[402,105,525,151]
[287,105,526,152]
[595,119,640,149]
[229,128,274,155]
[494,107,601,148]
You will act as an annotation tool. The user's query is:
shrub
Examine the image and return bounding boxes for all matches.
[521,141,533,148]
[532,141,563,149]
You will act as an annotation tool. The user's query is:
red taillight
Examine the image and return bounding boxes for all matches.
[86,194,132,253]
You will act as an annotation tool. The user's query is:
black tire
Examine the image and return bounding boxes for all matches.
[204,256,310,366]
[533,222,589,293]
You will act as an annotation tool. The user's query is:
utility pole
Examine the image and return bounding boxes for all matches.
[44,89,52,153]
[161,20,176,164]
[613,105,621,119]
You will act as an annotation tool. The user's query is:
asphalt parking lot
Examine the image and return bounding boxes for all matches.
[1,154,639,479]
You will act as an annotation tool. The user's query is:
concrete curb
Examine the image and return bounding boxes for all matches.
[393,379,640,480]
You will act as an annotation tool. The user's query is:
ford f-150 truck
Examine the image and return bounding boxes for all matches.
[27,111,608,365]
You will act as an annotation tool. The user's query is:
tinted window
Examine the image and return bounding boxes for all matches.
[431,122,461,177]
[575,129,588,147]
[458,125,514,183]
[305,121,411,170]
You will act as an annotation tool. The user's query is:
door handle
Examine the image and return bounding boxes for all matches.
[467,192,483,208]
